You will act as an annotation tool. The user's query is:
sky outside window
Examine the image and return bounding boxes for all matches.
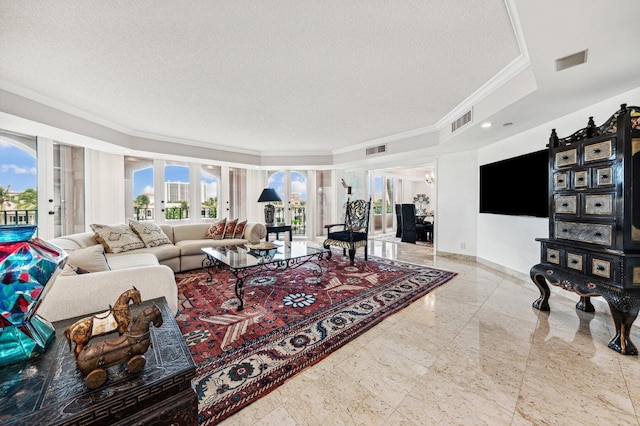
[133,165,191,197]
[0,142,37,191]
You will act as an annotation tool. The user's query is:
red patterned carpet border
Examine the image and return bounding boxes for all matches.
[174,252,456,425]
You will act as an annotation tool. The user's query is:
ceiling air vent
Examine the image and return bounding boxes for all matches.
[451,110,472,133]
[555,49,588,71]
[366,144,387,156]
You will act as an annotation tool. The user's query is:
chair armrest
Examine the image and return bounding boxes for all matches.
[324,223,344,236]
[324,223,344,230]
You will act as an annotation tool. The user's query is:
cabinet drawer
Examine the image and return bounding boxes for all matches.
[554,195,577,214]
[573,170,589,188]
[584,194,614,216]
[584,140,614,163]
[595,167,614,186]
[555,149,578,168]
[546,248,561,264]
[566,252,585,272]
[590,257,612,279]
[555,221,613,245]
[554,172,569,190]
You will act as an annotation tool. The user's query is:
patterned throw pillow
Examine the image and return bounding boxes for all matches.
[90,223,145,253]
[204,218,227,239]
[128,220,172,248]
[234,220,247,238]
[224,219,238,239]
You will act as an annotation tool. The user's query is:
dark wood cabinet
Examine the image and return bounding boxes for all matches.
[530,104,640,354]
[0,297,197,425]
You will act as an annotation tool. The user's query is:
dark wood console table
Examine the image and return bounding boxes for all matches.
[0,297,198,425]
[265,224,293,241]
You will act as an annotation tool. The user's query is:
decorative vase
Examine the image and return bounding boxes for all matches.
[0,224,67,366]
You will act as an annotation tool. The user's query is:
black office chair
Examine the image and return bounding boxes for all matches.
[400,204,427,243]
[323,198,371,265]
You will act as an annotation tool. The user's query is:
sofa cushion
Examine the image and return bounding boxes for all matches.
[234,220,247,238]
[160,225,175,243]
[106,253,160,270]
[128,220,172,247]
[176,238,247,256]
[107,243,180,263]
[49,232,97,250]
[90,223,145,253]
[172,223,209,241]
[60,244,111,276]
[204,218,226,239]
[224,218,238,239]
[243,223,267,244]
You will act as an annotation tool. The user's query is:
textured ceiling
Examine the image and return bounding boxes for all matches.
[0,0,520,156]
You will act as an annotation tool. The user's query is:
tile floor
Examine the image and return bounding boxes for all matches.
[219,239,640,425]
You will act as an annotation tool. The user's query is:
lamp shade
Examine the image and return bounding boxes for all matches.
[257,188,281,203]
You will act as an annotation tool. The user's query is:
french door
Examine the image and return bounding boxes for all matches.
[267,170,308,237]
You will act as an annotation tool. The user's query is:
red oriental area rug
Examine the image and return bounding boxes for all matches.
[174,252,456,425]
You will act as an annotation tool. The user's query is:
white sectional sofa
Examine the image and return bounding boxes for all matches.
[37,222,266,323]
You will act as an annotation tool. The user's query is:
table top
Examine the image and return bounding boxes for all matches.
[266,224,292,231]
[202,241,327,270]
[0,297,195,425]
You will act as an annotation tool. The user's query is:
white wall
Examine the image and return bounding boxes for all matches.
[475,86,640,276]
[437,151,478,255]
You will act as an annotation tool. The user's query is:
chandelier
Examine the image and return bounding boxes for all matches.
[425,172,435,185]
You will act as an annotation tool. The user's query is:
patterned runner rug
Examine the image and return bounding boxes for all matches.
[175,252,456,425]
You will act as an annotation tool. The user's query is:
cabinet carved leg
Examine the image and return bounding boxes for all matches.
[576,296,595,312]
[530,265,551,311]
[530,263,640,355]
[607,303,639,355]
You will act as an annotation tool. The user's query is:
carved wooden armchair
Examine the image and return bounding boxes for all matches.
[323,198,371,265]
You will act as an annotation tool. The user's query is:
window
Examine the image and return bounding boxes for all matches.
[53,143,85,236]
[267,171,308,236]
[126,156,154,221]
[201,165,220,219]
[165,162,190,221]
[0,131,37,226]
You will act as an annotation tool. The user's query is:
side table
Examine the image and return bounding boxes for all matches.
[0,297,197,425]
[265,224,293,241]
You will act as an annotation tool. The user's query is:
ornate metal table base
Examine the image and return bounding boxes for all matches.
[530,264,640,355]
[203,250,329,311]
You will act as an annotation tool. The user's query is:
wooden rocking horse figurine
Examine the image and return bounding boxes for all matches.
[76,304,163,389]
[64,287,142,358]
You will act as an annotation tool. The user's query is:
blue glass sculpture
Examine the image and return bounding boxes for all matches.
[0,225,67,366]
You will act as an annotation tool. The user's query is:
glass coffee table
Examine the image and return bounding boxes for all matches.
[201,241,330,311]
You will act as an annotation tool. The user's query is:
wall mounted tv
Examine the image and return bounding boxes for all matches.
[479,149,549,218]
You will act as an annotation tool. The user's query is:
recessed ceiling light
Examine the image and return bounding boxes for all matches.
[481,122,492,128]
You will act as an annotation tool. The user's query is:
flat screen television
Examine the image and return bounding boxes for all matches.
[479,149,549,218]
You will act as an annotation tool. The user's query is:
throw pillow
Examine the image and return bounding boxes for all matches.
[128,220,172,248]
[60,244,111,276]
[90,223,145,253]
[224,219,238,239]
[234,220,247,238]
[204,218,226,239]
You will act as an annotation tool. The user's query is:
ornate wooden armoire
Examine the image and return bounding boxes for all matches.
[530,103,640,354]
